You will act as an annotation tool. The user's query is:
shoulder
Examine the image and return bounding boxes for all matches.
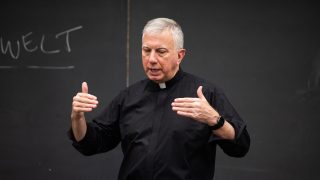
[114,79,149,100]
[182,71,222,93]
[126,78,149,93]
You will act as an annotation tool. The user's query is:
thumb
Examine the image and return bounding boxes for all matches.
[197,86,206,100]
[82,82,88,94]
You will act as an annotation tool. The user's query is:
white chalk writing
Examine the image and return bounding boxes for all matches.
[0,26,82,59]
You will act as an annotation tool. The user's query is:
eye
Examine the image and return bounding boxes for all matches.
[142,47,151,55]
[157,48,168,56]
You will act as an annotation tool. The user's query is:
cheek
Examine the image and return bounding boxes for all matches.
[158,60,175,72]
[157,59,167,69]
[168,57,179,67]
[141,57,148,67]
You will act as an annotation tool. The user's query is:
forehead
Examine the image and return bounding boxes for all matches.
[142,30,174,48]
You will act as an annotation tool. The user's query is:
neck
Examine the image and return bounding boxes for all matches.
[157,67,180,84]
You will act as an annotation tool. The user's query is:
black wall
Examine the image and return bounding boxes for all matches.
[0,0,126,179]
[1,0,320,180]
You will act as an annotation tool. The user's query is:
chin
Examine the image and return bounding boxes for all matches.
[147,75,164,83]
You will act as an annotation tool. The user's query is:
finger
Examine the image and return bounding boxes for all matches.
[73,101,98,108]
[77,92,98,100]
[73,106,94,112]
[174,97,199,102]
[73,95,98,104]
[82,82,88,94]
[175,110,194,119]
[172,102,197,108]
[197,86,206,100]
[172,106,195,113]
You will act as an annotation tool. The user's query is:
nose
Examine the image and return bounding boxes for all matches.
[148,50,157,64]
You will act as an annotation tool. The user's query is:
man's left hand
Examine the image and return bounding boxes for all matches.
[171,86,220,126]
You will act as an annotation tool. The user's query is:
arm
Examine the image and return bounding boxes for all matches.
[208,117,235,140]
[172,86,235,140]
[172,86,250,157]
[71,82,98,141]
[69,82,121,156]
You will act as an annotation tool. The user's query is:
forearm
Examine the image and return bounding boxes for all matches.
[211,120,235,140]
[70,82,99,142]
[217,127,250,157]
[207,115,235,140]
[71,112,87,142]
[69,112,121,156]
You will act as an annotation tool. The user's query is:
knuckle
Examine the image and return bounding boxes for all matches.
[72,101,77,106]
[73,107,80,112]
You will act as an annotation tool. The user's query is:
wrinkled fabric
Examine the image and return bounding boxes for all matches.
[69,70,250,180]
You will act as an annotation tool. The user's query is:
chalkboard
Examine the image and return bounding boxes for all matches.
[0,0,126,179]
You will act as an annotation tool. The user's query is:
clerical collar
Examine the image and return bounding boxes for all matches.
[159,83,166,89]
[147,69,184,91]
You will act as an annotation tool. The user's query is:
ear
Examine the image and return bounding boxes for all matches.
[177,49,186,65]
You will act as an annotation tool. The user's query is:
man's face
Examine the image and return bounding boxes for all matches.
[142,30,185,83]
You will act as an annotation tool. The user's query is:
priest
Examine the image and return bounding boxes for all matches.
[69,17,250,180]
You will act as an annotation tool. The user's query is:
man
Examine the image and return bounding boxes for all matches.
[69,18,250,180]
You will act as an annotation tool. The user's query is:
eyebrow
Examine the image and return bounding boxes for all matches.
[142,46,168,50]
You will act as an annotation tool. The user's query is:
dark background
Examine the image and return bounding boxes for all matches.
[1,0,320,179]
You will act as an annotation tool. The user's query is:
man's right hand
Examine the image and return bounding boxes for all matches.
[71,82,99,119]
[71,82,98,141]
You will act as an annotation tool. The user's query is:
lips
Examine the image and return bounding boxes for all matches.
[150,68,160,72]
[148,68,162,75]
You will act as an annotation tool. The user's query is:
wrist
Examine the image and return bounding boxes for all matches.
[207,115,219,126]
[209,116,225,130]
[71,111,84,121]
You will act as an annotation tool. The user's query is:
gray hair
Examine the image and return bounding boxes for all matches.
[142,18,184,50]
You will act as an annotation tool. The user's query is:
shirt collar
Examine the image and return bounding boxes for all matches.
[147,69,184,91]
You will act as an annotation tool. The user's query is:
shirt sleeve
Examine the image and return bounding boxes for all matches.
[67,92,123,156]
[206,85,250,157]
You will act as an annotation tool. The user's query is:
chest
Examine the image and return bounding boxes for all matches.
[118,89,212,148]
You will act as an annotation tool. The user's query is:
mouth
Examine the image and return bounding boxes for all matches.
[149,68,161,73]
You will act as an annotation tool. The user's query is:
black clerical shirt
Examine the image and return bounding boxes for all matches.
[69,70,250,180]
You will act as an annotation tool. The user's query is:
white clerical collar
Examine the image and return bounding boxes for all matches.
[159,82,166,89]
